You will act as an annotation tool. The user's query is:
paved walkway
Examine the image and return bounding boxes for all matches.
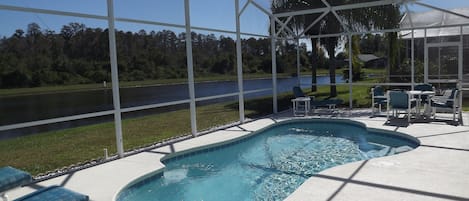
[7,110,469,201]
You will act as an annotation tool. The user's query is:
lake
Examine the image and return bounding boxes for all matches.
[0,75,344,139]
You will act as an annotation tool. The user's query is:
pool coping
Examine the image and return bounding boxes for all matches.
[6,113,469,201]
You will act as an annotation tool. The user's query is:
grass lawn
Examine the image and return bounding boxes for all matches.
[305,85,372,108]
[0,93,293,176]
[314,67,385,76]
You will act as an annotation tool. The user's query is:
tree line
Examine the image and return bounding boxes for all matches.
[0,22,309,89]
[0,21,401,90]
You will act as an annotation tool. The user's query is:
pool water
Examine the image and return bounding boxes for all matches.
[117,120,418,201]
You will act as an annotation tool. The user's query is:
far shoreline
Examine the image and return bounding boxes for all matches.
[0,73,327,98]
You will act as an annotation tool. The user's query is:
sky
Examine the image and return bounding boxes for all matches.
[0,0,468,39]
[0,0,272,38]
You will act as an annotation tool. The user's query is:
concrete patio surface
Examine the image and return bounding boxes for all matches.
[6,110,469,201]
[285,112,469,201]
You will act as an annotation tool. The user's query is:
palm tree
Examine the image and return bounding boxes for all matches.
[271,0,401,96]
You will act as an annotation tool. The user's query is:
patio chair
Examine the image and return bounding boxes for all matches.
[387,90,417,123]
[371,86,386,116]
[292,86,310,98]
[431,88,461,123]
[292,86,343,111]
[310,99,343,110]
[0,166,89,201]
[0,167,32,201]
[414,83,434,103]
[13,185,89,201]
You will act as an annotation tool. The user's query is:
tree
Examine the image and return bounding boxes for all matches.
[0,22,290,88]
[13,29,24,38]
[271,0,401,96]
[271,0,337,94]
[344,35,364,81]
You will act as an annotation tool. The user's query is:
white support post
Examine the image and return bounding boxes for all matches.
[348,34,353,110]
[459,26,463,117]
[184,0,197,136]
[438,45,441,82]
[270,17,278,113]
[296,38,301,86]
[106,0,124,157]
[235,0,245,123]
[424,28,428,83]
[411,29,415,90]
[459,26,463,82]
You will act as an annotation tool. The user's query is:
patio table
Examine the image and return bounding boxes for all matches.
[407,90,435,117]
[291,97,310,116]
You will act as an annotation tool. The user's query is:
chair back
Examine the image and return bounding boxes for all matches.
[388,91,410,109]
[293,86,305,98]
[373,86,384,96]
[415,84,433,91]
[441,89,452,97]
[446,89,459,107]
[432,88,459,108]
[448,88,458,99]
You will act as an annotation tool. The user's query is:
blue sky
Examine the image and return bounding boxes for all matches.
[0,0,467,38]
[0,0,272,38]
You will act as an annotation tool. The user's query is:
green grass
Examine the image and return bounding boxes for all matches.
[303,75,381,108]
[314,68,339,75]
[312,67,385,76]
[0,94,294,176]
[462,99,469,111]
[0,122,117,176]
[304,85,372,108]
[362,68,386,75]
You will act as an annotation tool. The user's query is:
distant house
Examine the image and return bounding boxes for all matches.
[356,54,387,69]
[399,7,469,80]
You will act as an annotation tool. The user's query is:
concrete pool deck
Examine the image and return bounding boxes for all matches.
[7,110,469,201]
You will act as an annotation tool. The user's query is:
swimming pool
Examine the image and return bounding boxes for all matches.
[116,119,419,201]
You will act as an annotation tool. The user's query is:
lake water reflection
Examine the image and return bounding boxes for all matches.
[0,75,344,138]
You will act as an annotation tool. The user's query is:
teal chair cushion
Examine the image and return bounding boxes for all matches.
[375,98,387,104]
[292,86,305,98]
[373,86,385,96]
[389,91,415,109]
[414,84,433,91]
[373,86,387,104]
[14,185,89,201]
[431,101,454,108]
[448,88,457,99]
[0,166,32,193]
